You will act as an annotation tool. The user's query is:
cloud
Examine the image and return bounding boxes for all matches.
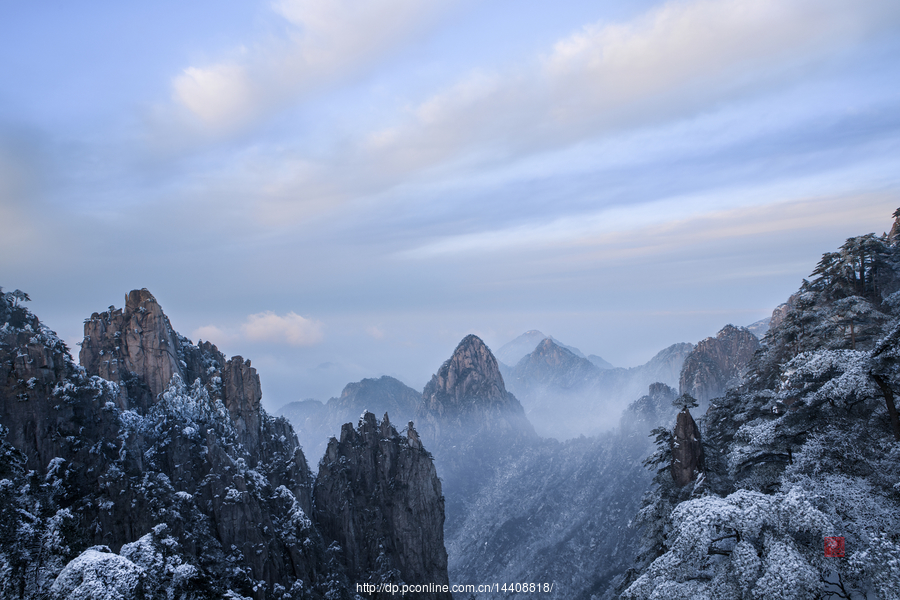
[366,325,385,339]
[370,0,900,169]
[399,191,897,262]
[244,0,900,223]
[241,310,324,346]
[169,0,452,132]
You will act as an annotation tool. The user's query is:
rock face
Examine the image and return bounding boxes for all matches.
[416,335,535,535]
[80,289,181,406]
[619,382,678,434]
[80,289,263,455]
[671,407,704,487]
[679,325,760,404]
[314,412,450,599]
[1,289,113,479]
[768,297,796,332]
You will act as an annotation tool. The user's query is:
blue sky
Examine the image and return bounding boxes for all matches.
[3,0,900,409]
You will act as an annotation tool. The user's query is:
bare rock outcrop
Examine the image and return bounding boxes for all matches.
[314,412,450,599]
[1,289,330,598]
[80,289,264,455]
[0,288,119,484]
[679,325,760,404]
[3,286,462,599]
[279,375,420,466]
[80,288,181,408]
[671,407,704,487]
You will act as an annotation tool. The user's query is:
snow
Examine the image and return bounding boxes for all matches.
[50,547,144,600]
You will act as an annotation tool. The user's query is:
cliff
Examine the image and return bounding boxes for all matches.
[678,324,760,404]
[416,335,535,535]
[314,412,450,599]
[417,334,534,447]
[80,289,263,456]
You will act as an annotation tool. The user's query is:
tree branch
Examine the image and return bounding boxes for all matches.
[870,373,900,442]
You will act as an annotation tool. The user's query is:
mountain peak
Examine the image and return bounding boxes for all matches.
[426,334,507,404]
[514,338,598,381]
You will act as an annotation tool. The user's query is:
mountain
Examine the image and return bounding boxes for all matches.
[495,330,605,366]
[508,339,603,439]
[415,334,687,599]
[745,316,771,338]
[678,324,760,405]
[416,335,536,534]
[618,211,900,599]
[504,340,694,439]
[0,288,448,600]
[276,398,325,439]
[587,354,615,369]
[417,334,534,444]
[277,376,420,468]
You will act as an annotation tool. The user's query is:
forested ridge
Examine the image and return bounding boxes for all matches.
[616,211,900,599]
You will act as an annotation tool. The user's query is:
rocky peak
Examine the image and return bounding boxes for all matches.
[679,324,760,404]
[648,382,674,398]
[222,355,262,452]
[671,407,704,487]
[80,288,181,409]
[495,330,548,365]
[278,375,421,469]
[314,411,450,598]
[0,288,103,474]
[80,289,264,455]
[423,334,508,408]
[416,336,535,535]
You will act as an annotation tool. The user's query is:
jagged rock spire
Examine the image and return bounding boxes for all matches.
[315,411,450,599]
[671,407,704,486]
[80,289,263,454]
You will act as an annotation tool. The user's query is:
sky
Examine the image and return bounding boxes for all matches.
[3,0,900,410]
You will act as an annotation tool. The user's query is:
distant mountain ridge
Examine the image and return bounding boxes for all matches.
[277,376,420,467]
[495,330,613,368]
[502,339,693,439]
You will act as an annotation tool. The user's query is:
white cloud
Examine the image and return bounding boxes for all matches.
[370,0,900,170]
[241,310,324,346]
[400,190,897,261]
[170,0,453,131]
[243,0,900,223]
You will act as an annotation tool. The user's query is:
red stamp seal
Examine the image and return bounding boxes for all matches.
[824,537,845,557]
